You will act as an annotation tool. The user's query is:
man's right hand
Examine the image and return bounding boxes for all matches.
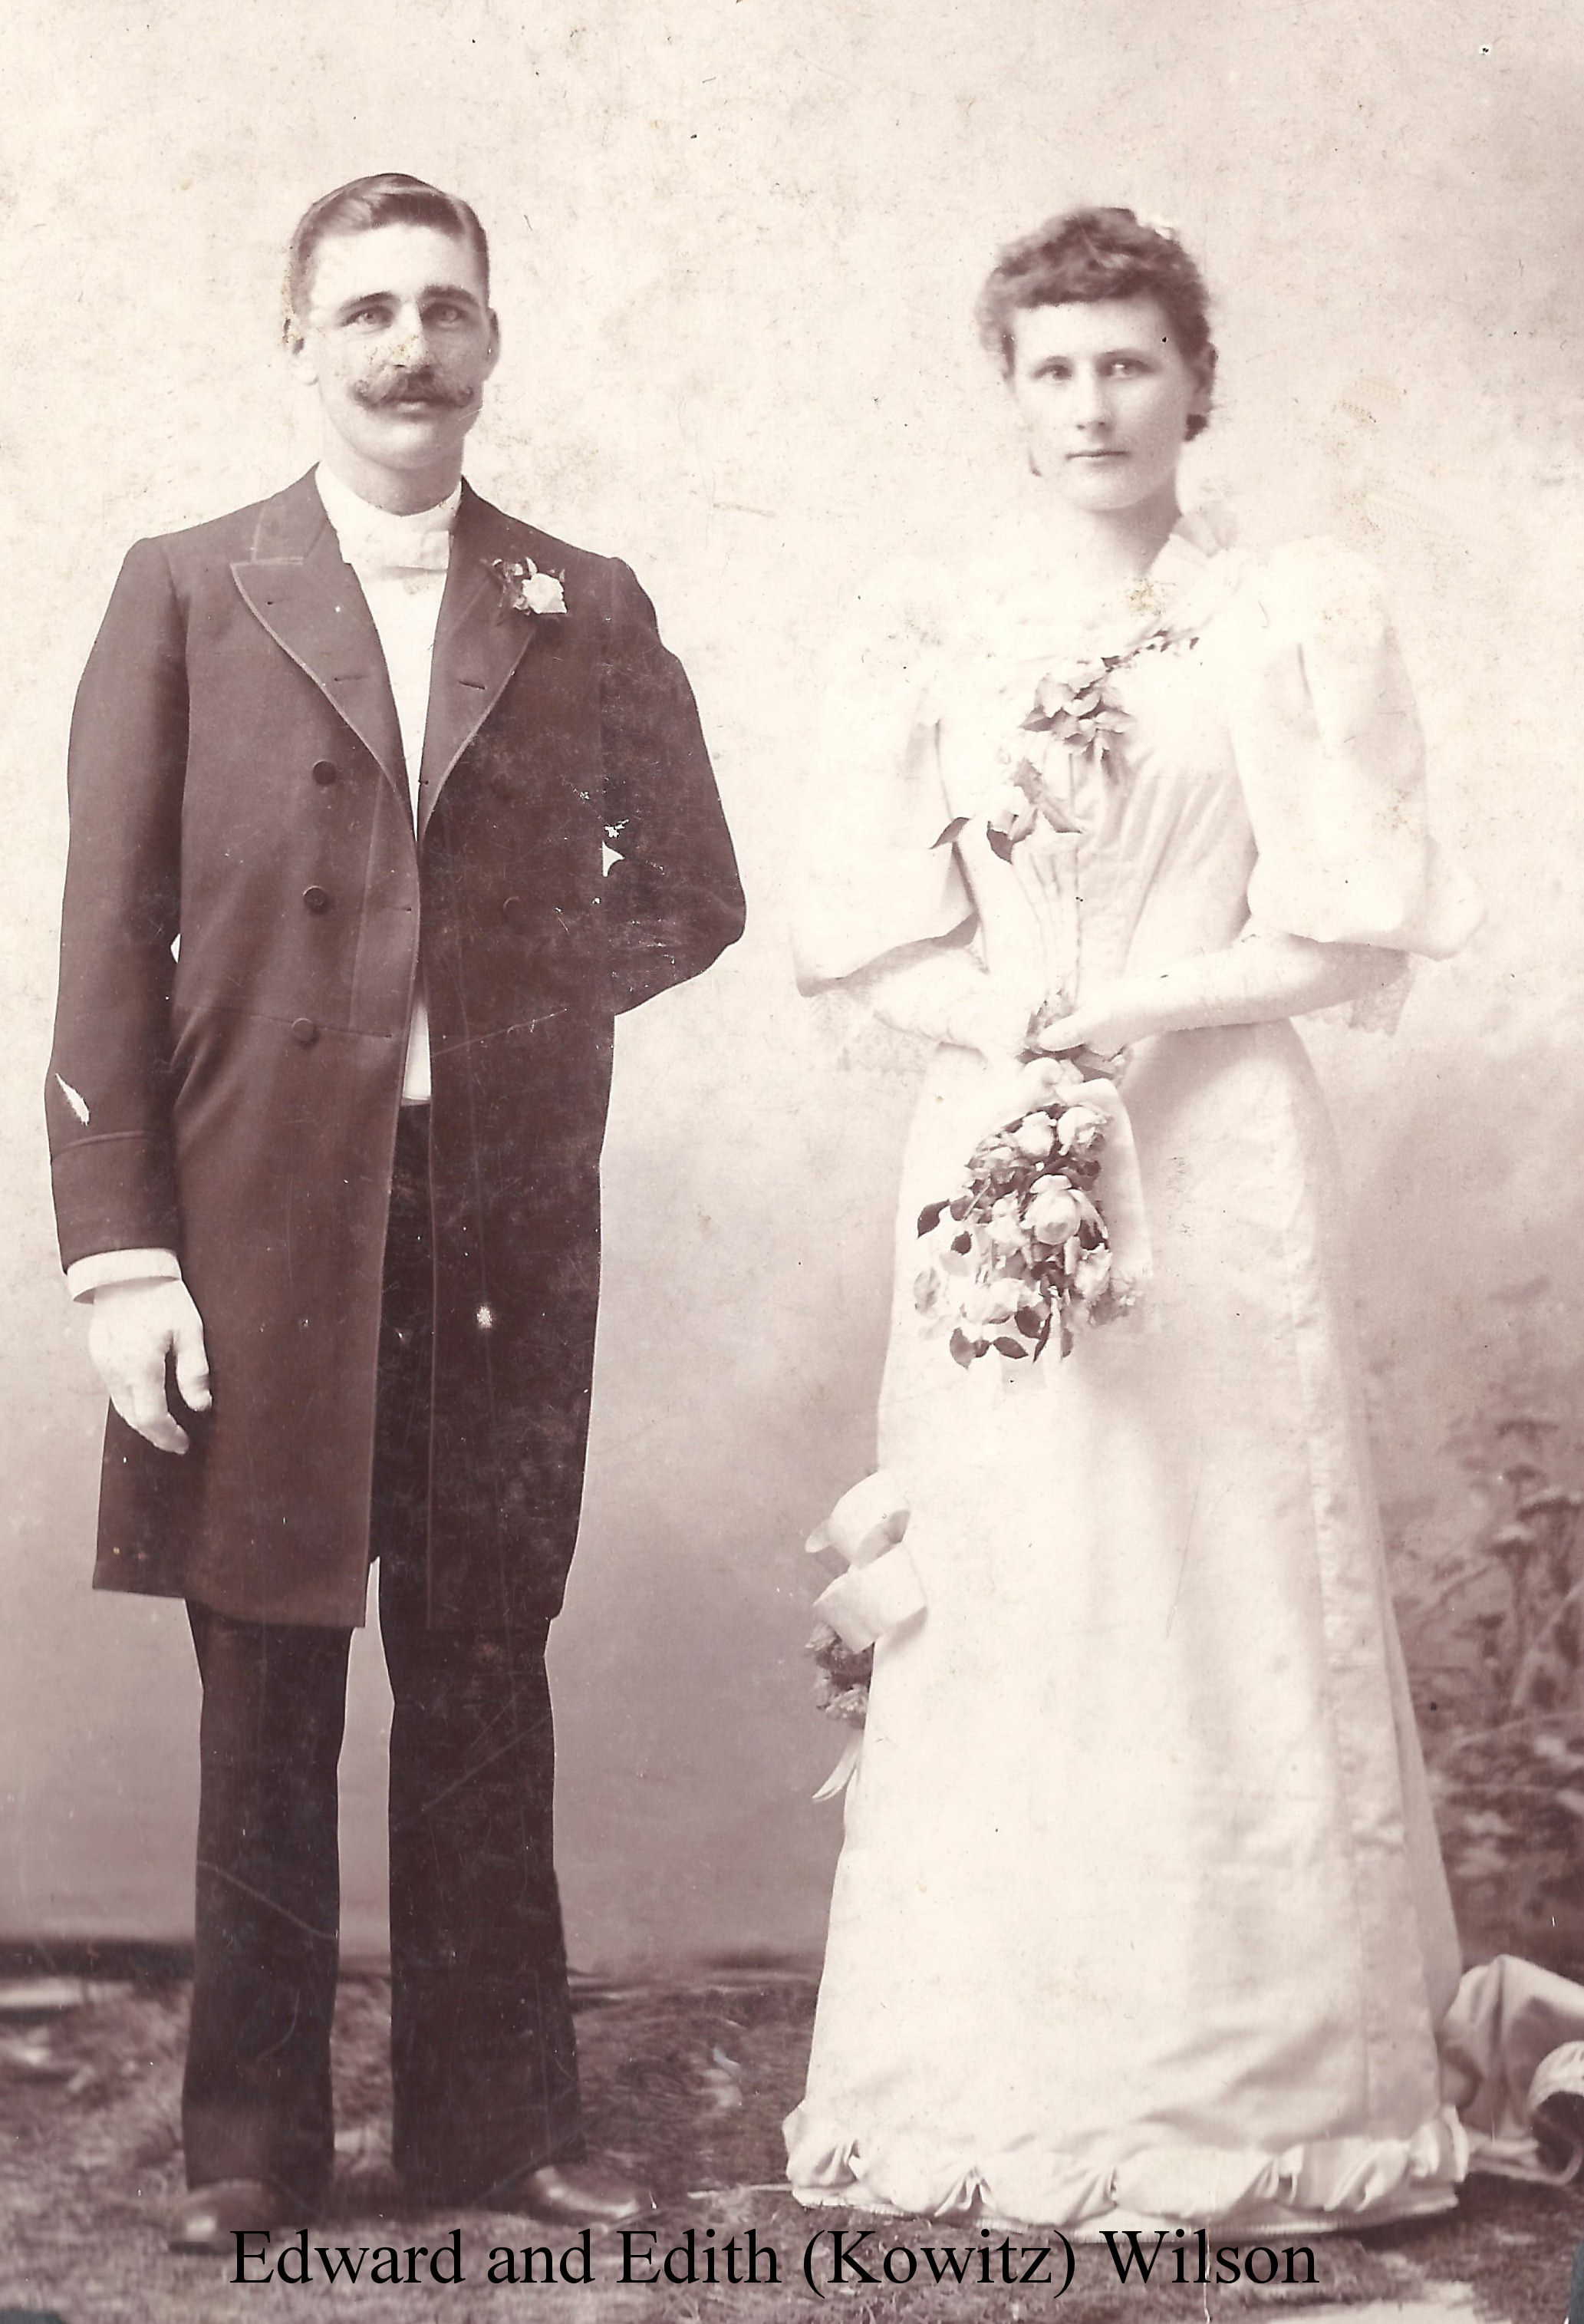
[87,1279,212,1455]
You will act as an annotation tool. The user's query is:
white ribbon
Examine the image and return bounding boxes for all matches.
[807,1472,927,1799]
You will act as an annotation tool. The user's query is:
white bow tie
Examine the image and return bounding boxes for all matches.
[340,524,453,579]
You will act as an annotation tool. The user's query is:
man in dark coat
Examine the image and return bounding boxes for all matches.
[46,173,744,2251]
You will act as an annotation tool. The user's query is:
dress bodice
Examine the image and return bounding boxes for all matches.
[932,595,1256,1012]
[793,504,1481,1030]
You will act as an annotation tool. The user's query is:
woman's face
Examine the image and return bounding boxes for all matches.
[1006,295,1208,516]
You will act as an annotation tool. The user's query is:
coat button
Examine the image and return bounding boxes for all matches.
[302,885,331,914]
[291,1018,318,1047]
[502,895,525,925]
[311,760,338,786]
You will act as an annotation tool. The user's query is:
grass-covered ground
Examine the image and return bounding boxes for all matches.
[2,1972,1580,2323]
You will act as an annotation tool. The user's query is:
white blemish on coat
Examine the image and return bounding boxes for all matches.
[476,1304,495,1331]
[54,1074,91,1124]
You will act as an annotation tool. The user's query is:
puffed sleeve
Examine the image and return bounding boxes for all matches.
[791,567,973,991]
[1225,539,1482,960]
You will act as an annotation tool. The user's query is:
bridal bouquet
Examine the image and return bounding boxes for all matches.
[913,1064,1149,1365]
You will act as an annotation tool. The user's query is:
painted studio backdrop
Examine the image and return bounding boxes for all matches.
[1,0,1579,1970]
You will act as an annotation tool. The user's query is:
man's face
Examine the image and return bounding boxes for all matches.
[289,222,498,490]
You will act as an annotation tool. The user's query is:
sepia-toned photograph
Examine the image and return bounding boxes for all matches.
[2,3,1582,2319]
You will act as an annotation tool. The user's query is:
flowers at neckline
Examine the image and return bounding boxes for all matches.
[985,607,1200,862]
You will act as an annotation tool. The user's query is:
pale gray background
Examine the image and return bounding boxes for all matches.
[0,0,1577,1970]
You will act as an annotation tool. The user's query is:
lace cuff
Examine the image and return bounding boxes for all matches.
[846,941,1038,1057]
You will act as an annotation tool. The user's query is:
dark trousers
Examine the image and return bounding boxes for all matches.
[181,1110,582,2204]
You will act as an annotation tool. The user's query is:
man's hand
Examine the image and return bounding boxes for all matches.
[87,1279,212,1455]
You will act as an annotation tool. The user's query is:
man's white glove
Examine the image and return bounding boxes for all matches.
[87,1278,212,1455]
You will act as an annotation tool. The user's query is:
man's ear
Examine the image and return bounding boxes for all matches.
[285,318,318,384]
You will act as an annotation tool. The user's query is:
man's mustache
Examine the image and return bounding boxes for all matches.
[352,372,476,410]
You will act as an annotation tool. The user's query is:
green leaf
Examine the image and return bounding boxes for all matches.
[986,824,1015,863]
[993,1337,1028,1360]
[933,815,968,848]
[949,1328,976,1368]
[950,1231,973,1255]
[917,1200,947,1236]
[949,1193,971,1221]
[1016,1306,1046,1337]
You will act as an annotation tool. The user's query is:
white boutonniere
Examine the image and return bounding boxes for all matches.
[490,555,568,628]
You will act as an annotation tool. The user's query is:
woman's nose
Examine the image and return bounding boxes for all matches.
[1070,370,1108,428]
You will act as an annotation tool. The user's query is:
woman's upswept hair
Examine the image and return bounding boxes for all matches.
[976,207,1216,438]
[283,173,490,344]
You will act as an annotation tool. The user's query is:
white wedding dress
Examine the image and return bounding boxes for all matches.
[784,506,1584,2237]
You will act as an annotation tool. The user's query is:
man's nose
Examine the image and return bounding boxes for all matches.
[384,309,434,368]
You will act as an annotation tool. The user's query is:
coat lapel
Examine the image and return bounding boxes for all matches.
[417,483,542,836]
[231,473,404,800]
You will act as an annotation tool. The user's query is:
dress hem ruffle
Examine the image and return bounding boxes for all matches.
[782,2100,1469,2238]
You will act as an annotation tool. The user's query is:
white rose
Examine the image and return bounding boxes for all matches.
[1056,1103,1108,1155]
[966,1280,1021,1329]
[1072,1244,1113,1302]
[985,1211,1025,1261]
[1028,1183,1082,1246]
[522,572,568,616]
[1009,1113,1056,1162]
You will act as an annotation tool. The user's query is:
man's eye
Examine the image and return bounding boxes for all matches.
[1105,358,1146,377]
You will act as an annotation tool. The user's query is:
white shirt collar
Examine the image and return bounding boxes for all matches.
[314,466,463,571]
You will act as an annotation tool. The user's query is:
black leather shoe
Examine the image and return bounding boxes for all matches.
[168,2176,291,2255]
[502,2157,655,2227]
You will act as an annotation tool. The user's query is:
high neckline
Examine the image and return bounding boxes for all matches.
[957,496,1241,668]
[314,465,463,546]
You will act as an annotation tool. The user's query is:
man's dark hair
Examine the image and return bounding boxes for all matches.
[284,173,490,343]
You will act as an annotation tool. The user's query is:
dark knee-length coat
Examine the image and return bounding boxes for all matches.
[46,471,745,1630]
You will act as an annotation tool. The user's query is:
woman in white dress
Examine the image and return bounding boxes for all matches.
[784,207,1584,2238]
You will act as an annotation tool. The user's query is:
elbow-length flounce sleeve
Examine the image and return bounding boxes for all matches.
[1226,538,1483,964]
[791,572,973,994]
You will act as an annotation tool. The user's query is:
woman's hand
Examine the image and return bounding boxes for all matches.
[1023,935,1407,1063]
[1027,984,1154,1063]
